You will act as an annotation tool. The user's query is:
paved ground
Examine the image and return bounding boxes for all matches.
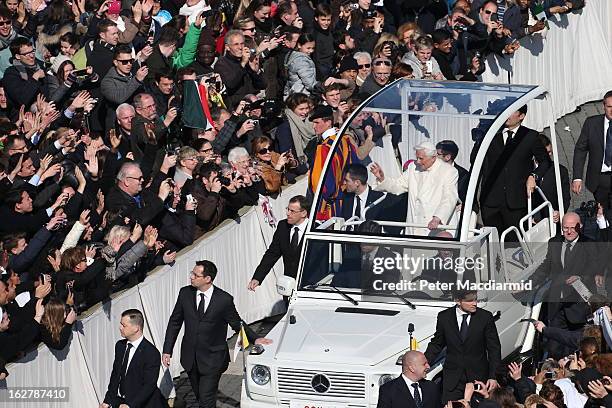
[171,100,605,407]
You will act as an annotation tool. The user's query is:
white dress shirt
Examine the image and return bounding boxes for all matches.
[502,127,518,145]
[602,118,611,172]
[118,334,144,397]
[196,285,215,314]
[290,218,309,243]
[456,306,471,330]
[352,188,369,218]
[401,374,420,399]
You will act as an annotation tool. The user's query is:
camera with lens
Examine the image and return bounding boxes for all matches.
[580,200,598,218]
[217,174,232,186]
[165,142,181,156]
[453,23,467,32]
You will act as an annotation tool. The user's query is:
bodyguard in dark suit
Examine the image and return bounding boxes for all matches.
[102,309,166,408]
[248,195,310,291]
[436,140,470,205]
[572,91,612,209]
[341,163,388,221]
[530,212,601,358]
[377,351,440,408]
[535,135,570,223]
[424,290,502,403]
[162,260,271,408]
[478,105,550,235]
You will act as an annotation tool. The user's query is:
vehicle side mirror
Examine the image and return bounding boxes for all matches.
[276,276,296,297]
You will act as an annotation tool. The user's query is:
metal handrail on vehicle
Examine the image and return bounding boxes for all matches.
[500,225,533,266]
[523,186,556,239]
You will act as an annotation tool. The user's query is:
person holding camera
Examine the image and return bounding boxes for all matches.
[251,136,297,195]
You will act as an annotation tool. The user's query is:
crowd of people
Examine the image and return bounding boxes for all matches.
[0,0,598,401]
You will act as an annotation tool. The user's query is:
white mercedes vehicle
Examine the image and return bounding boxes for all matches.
[241,81,564,407]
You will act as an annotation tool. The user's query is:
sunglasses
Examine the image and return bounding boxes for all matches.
[243,27,256,32]
[0,20,11,26]
[258,147,271,155]
[484,10,497,15]
[358,63,371,69]
[116,58,134,65]
[373,60,392,67]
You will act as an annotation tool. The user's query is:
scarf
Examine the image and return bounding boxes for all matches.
[0,29,17,50]
[284,107,316,159]
[13,59,38,81]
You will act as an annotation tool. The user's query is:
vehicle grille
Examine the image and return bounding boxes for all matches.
[277,368,366,399]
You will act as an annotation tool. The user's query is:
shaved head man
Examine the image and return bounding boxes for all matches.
[377,350,440,407]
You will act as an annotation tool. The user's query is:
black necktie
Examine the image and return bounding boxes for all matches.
[197,293,205,315]
[563,241,572,269]
[291,226,299,249]
[505,129,513,145]
[119,342,133,397]
[460,313,469,342]
[605,122,612,167]
[355,196,362,218]
[412,383,424,408]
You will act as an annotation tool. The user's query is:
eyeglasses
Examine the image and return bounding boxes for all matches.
[258,147,271,155]
[190,271,205,278]
[0,20,11,26]
[200,147,214,154]
[373,59,392,66]
[141,104,156,110]
[484,10,497,15]
[19,49,35,56]
[358,63,371,69]
[286,207,304,214]
[126,176,144,181]
[116,58,134,65]
[243,26,256,32]
[184,157,198,162]
[562,226,578,232]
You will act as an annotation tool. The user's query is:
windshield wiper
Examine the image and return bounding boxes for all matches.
[303,283,359,305]
[391,291,416,309]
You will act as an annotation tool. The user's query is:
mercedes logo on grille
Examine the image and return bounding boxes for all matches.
[311,374,331,393]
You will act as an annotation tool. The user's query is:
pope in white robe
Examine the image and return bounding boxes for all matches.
[370,141,459,236]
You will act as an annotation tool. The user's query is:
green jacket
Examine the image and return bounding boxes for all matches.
[172,23,201,68]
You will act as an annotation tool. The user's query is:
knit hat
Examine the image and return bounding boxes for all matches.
[50,55,71,74]
[338,56,359,73]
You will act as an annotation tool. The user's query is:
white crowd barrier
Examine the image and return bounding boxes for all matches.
[3,2,612,405]
[482,0,612,131]
[3,179,306,407]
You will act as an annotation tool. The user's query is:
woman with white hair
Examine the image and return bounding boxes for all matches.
[369,140,459,236]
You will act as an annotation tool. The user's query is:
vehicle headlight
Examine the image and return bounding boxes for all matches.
[378,374,395,386]
[251,365,271,385]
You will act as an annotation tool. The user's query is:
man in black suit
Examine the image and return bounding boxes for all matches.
[535,134,570,224]
[478,105,550,236]
[572,91,612,209]
[531,212,602,358]
[377,351,441,408]
[248,195,310,291]
[341,163,387,221]
[101,309,166,408]
[162,260,272,408]
[424,290,502,403]
[437,140,469,206]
